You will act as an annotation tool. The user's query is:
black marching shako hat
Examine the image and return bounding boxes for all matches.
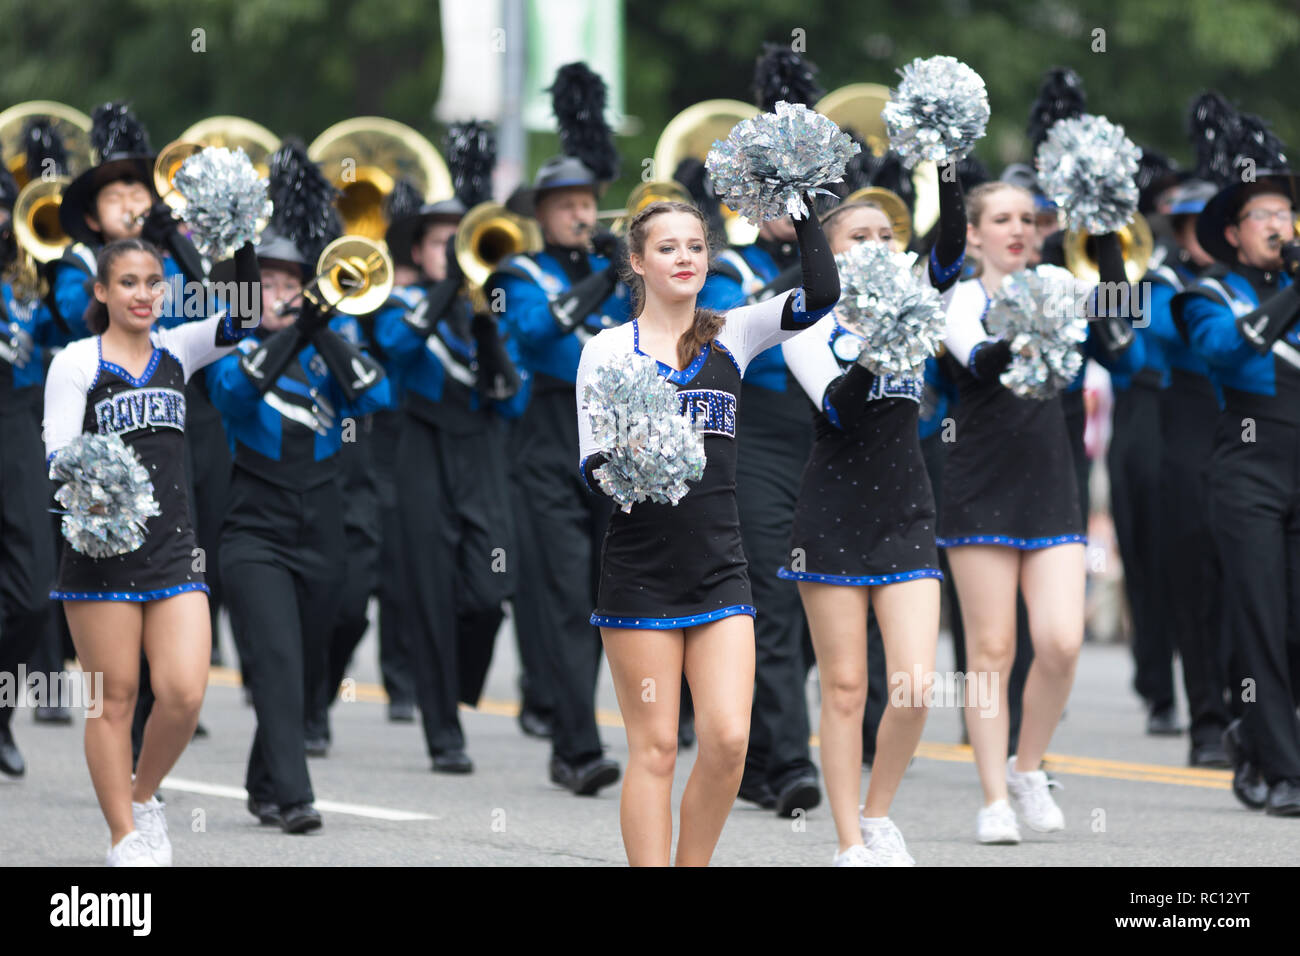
[59,102,156,246]
[1188,92,1295,265]
[507,62,618,218]
[385,120,496,267]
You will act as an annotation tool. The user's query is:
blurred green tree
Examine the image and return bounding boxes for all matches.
[2,0,1295,208]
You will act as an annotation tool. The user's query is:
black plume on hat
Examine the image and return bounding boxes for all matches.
[1026,67,1086,150]
[1187,91,1239,186]
[548,62,620,182]
[752,43,824,111]
[1232,110,1288,174]
[446,121,497,209]
[0,161,18,209]
[267,138,341,265]
[22,118,69,180]
[89,101,151,161]
[385,177,423,223]
[1136,146,1180,211]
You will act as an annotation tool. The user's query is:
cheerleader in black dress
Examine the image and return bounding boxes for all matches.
[940,181,1117,844]
[576,200,838,865]
[778,168,966,866]
[42,238,258,865]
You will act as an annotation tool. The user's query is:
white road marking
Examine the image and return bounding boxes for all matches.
[161,776,438,821]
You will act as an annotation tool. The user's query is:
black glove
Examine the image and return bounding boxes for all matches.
[139,201,176,248]
[309,326,387,403]
[471,311,522,401]
[238,325,306,395]
[1087,233,1135,356]
[406,274,463,334]
[589,227,622,262]
[548,267,618,333]
[443,232,463,285]
[930,164,967,290]
[1235,281,1300,354]
[1281,241,1300,278]
[823,363,876,431]
[971,339,1013,381]
[786,197,839,327]
[294,294,332,338]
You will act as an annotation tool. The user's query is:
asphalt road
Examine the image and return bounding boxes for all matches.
[2,607,1291,867]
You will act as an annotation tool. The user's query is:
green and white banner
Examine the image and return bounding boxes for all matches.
[522,0,624,133]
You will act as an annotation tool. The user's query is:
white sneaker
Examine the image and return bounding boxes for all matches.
[1006,757,1065,832]
[132,796,172,866]
[832,844,874,866]
[106,830,160,867]
[976,798,1021,844]
[858,816,916,866]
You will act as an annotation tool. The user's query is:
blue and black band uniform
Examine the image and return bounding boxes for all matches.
[487,240,629,765]
[208,285,391,814]
[374,278,526,761]
[1173,259,1300,786]
[1144,255,1233,750]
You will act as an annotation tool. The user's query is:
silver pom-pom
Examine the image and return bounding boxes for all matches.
[585,352,707,513]
[984,264,1089,399]
[1035,114,1140,233]
[706,101,860,223]
[883,55,990,169]
[175,146,272,260]
[834,243,946,377]
[49,434,162,558]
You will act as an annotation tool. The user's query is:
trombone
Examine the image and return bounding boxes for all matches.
[596,180,694,232]
[299,236,395,317]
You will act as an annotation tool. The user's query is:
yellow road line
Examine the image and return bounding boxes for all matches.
[208,667,1231,791]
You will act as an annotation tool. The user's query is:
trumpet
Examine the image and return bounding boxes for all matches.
[454,202,542,310]
[10,177,74,300]
[597,180,694,234]
[153,140,204,211]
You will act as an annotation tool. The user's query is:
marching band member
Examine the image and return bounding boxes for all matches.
[209,224,391,834]
[1172,113,1300,816]
[778,164,966,865]
[486,63,629,796]
[576,196,838,865]
[375,121,525,774]
[0,159,59,776]
[1144,177,1231,767]
[43,236,259,865]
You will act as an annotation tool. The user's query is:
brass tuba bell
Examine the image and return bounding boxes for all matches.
[0,100,93,187]
[454,201,543,293]
[840,185,913,251]
[817,83,940,242]
[179,116,280,176]
[1063,212,1154,284]
[308,118,451,242]
[306,236,395,316]
[598,179,694,232]
[153,139,205,211]
[13,176,74,263]
[652,99,760,245]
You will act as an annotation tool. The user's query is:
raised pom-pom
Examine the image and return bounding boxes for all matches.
[882,55,989,168]
[1035,114,1140,233]
[706,101,860,223]
[175,146,272,260]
